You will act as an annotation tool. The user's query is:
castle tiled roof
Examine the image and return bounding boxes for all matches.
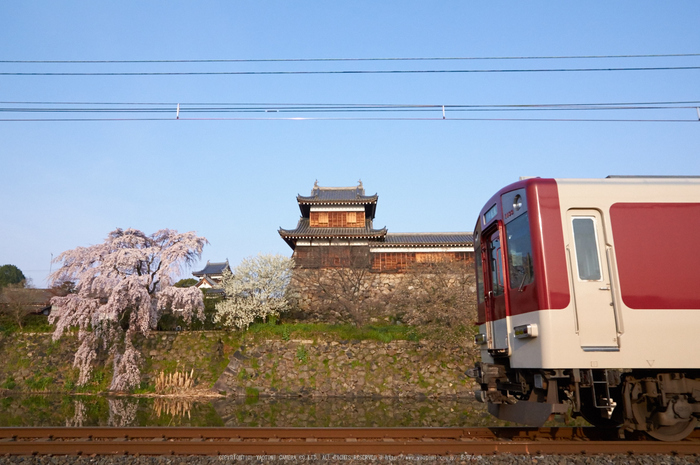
[296,182,378,218]
[192,260,230,277]
[279,218,388,249]
[374,232,474,248]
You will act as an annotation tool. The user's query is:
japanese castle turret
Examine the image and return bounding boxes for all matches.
[191,260,230,295]
[279,181,474,271]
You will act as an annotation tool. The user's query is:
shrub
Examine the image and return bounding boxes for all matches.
[215,254,294,330]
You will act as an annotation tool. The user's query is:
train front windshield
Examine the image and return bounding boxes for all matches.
[475,194,535,325]
[505,213,534,291]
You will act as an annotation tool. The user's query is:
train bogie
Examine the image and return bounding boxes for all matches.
[468,176,700,440]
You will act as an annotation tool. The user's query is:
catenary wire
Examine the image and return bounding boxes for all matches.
[2,66,700,76]
[1,100,698,122]
[0,101,698,114]
[2,53,700,64]
[0,116,696,122]
[2,100,700,107]
[0,106,697,113]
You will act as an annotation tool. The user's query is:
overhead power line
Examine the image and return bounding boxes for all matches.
[2,53,700,64]
[1,100,698,123]
[0,100,697,113]
[0,116,696,123]
[2,66,700,76]
[3,100,700,107]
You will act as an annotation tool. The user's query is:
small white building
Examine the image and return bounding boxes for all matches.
[192,260,230,295]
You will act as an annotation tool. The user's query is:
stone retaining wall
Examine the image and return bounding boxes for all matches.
[213,339,476,398]
[288,265,477,325]
[288,272,405,324]
[0,331,478,398]
[0,331,227,392]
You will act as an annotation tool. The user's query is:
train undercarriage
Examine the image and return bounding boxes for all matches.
[468,361,700,441]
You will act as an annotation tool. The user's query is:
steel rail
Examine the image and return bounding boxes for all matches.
[0,427,698,456]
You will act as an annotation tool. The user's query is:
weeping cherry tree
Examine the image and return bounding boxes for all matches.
[49,228,208,391]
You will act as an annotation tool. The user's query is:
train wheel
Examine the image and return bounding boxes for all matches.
[579,387,623,427]
[629,395,698,441]
[647,418,697,442]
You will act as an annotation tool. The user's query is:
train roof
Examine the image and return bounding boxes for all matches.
[476,176,700,231]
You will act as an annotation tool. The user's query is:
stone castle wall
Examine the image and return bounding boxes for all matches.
[288,271,406,323]
[0,331,478,398]
[213,338,477,398]
[287,257,477,325]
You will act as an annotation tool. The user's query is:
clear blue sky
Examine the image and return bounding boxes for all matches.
[1,2,699,287]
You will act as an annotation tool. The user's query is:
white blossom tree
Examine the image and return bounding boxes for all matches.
[214,254,294,330]
[49,228,208,391]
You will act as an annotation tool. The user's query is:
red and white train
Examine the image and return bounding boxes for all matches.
[467,176,700,440]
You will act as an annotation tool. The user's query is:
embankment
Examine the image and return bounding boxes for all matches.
[0,331,478,398]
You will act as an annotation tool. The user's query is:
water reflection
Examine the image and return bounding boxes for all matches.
[65,399,86,427]
[0,395,218,427]
[108,398,139,427]
[212,397,495,428]
[0,395,582,428]
[153,397,194,420]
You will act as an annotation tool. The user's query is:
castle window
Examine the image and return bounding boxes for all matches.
[347,212,357,224]
[318,212,328,225]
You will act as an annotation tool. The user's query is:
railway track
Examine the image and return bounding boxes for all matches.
[0,427,699,456]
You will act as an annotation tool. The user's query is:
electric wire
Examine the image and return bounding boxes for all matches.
[3,107,695,113]
[0,106,696,113]
[2,53,700,64]
[0,116,696,123]
[1,100,698,122]
[0,100,697,113]
[2,100,700,106]
[2,66,700,76]
[2,54,696,119]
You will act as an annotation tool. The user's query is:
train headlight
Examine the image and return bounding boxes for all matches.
[474,333,487,345]
[513,194,523,211]
[514,324,538,339]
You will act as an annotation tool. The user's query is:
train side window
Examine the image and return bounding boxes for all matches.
[572,217,602,281]
[475,233,485,304]
[506,213,534,289]
[489,232,505,296]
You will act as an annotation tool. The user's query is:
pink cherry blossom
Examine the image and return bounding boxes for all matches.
[49,228,207,391]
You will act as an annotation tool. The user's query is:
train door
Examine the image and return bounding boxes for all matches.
[484,227,509,352]
[567,210,619,350]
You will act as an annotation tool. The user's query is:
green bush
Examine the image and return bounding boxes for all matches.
[296,345,308,364]
[245,387,260,399]
[0,314,53,334]
[25,375,54,391]
[1,375,17,390]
